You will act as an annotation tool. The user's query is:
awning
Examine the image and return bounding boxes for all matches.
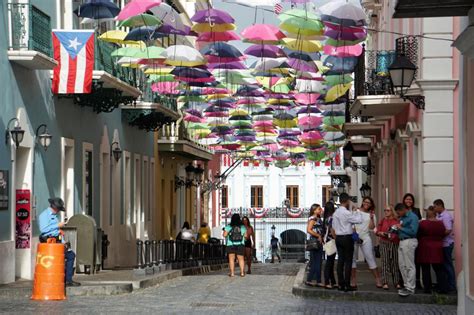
[393,0,473,18]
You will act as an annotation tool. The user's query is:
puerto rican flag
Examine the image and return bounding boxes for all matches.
[52,30,95,94]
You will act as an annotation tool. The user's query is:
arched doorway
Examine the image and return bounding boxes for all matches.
[280,229,306,261]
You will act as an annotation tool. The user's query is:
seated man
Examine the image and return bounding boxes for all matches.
[38,197,80,287]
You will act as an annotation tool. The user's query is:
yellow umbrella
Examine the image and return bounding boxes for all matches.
[287,147,306,154]
[98,30,142,45]
[325,83,352,102]
[268,98,290,105]
[144,68,173,75]
[230,109,249,116]
[282,38,323,53]
[192,23,236,33]
[207,94,230,100]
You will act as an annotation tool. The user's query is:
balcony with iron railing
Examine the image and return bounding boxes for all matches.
[7,3,57,69]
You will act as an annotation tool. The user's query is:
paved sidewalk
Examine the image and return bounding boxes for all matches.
[0,263,457,314]
[293,262,457,305]
[0,263,228,298]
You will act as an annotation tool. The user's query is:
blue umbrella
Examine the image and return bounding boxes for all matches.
[202,42,243,58]
[171,67,212,78]
[124,26,166,41]
[323,56,358,75]
[74,0,120,19]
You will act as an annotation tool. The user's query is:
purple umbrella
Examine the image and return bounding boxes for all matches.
[157,24,191,36]
[324,28,367,41]
[287,58,318,72]
[244,45,286,58]
[191,9,235,24]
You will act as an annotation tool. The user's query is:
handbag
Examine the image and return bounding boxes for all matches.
[374,245,381,258]
[323,240,337,256]
[322,226,336,255]
[306,238,321,251]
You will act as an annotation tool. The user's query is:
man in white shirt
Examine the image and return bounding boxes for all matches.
[333,193,362,291]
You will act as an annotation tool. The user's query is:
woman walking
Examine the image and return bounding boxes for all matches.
[323,202,337,289]
[417,206,448,293]
[351,197,383,288]
[242,216,255,274]
[305,204,324,287]
[223,213,247,277]
[376,205,401,290]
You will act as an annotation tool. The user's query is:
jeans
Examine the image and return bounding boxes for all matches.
[443,244,456,291]
[307,248,323,283]
[421,263,447,293]
[398,238,418,292]
[65,250,76,283]
[324,253,337,285]
[336,235,354,289]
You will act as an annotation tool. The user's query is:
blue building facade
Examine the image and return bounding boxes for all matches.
[0,1,156,283]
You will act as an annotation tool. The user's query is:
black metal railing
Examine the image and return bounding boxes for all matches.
[354,36,419,98]
[8,3,52,56]
[136,239,227,269]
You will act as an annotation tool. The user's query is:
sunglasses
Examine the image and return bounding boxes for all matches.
[384,209,391,212]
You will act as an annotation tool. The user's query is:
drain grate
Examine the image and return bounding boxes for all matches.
[190,302,234,308]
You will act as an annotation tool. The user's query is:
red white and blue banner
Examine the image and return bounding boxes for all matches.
[52,30,95,94]
[286,207,304,218]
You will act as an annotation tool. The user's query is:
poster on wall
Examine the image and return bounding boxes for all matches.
[16,189,31,249]
[0,170,8,210]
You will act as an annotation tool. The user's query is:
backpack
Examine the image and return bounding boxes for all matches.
[228,225,243,243]
[271,238,278,249]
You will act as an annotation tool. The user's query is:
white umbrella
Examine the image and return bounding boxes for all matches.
[319,0,367,26]
[80,17,115,24]
[252,58,288,73]
[149,3,187,33]
[163,45,206,67]
[295,79,326,93]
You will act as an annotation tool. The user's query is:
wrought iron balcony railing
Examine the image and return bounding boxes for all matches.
[141,83,178,112]
[94,39,138,87]
[354,36,419,98]
[8,3,52,57]
[222,207,311,219]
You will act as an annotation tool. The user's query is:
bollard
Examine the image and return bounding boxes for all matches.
[31,238,66,300]
[152,240,158,266]
[144,240,151,267]
[136,240,144,269]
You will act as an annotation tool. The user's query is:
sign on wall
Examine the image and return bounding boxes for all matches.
[16,189,31,249]
[0,170,8,210]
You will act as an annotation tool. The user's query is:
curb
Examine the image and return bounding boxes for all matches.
[292,266,457,305]
[0,263,229,299]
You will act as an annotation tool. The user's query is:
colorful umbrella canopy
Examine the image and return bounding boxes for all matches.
[241,24,285,43]
[278,9,324,36]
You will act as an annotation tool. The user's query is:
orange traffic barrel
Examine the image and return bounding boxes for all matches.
[31,238,66,300]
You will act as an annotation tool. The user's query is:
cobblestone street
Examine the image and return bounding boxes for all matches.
[0,263,457,314]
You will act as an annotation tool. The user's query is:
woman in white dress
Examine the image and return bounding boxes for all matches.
[350,197,382,289]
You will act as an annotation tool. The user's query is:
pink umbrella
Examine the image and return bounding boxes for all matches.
[201,87,230,95]
[151,82,179,94]
[254,121,274,128]
[197,31,240,42]
[298,116,323,128]
[116,0,161,20]
[241,24,285,43]
[294,93,321,105]
[175,76,215,83]
[206,55,245,63]
[323,44,363,57]
[184,115,204,123]
[300,130,323,140]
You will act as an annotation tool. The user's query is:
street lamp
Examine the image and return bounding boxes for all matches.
[336,182,346,195]
[388,54,416,97]
[35,124,52,151]
[194,164,205,185]
[185,163,196,182]
[342,141,354,162]
[5,118,25,148]
[271,224,276,236]
[110,141,122,162]
[359,182,372,198]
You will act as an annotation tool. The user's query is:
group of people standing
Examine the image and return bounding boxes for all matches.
[305,193,456,297]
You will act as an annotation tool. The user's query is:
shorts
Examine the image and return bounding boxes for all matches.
[244,240,252,248]
[226,245,245,256]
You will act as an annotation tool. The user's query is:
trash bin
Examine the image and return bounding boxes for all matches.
[66,214,97,274]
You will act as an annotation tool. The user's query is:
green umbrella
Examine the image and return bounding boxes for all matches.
[278,9,323,36]
[111,47,141,58]
[324,74,353,86]
[187,122,209,130]
[132,46,165,59]
[117,14,162,28]
[147,74,175,83]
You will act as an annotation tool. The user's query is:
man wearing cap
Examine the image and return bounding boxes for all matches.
[38,197,80,287]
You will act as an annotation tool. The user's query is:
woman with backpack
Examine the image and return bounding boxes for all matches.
[223,213,247,277]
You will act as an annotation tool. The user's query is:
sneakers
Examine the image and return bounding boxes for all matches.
[398,288,414,297]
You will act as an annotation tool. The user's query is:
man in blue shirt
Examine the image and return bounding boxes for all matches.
[394,203,419,297]
[38,197,80,287]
